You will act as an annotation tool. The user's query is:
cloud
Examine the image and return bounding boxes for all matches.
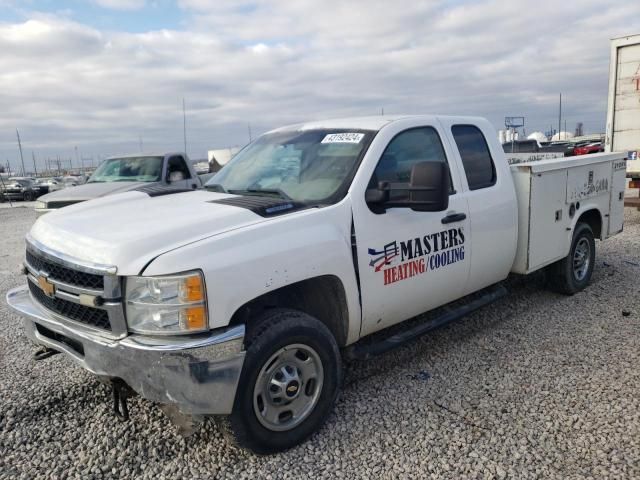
[93,0,146,10]
[1,0,640,170]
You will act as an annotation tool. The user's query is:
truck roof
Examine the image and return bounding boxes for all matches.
[268,115,488,134]
[106,152,186,160]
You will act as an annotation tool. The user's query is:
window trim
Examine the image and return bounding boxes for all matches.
[451,124,497,191]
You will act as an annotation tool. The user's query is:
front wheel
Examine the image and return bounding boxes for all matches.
[219,309,341,454]
[547,222,595,295]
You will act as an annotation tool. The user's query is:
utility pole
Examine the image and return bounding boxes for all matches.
[182,97,187,155]
[16,129,26,176]
[32,151,38,177]
[248,123,252,143]
[558,93,562,141]
[74,146,80,171]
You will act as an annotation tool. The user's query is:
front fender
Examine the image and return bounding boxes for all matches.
[143,201,362,344]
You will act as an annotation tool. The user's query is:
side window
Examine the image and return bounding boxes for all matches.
[167,156,191,180]
[369,127,450,202]
[451,125,496,190]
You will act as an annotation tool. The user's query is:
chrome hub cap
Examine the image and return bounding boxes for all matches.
[253,344,324,432]
[573,237,591,281]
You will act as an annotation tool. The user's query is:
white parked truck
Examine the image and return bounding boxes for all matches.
[606,33,640,205]
[6,116,626,453]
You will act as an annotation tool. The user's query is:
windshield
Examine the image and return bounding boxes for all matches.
[206,129,374,204]
[88,156,163,183]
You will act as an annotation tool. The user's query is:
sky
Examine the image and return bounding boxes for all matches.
[1,0,639,172]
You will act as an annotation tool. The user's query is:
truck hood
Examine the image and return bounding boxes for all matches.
[29,190,268,275]
[39,181,149,205]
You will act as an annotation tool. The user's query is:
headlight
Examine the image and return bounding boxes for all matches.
[125,271,208,335]
[34,201,46,209]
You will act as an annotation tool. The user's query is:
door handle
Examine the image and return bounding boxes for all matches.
[441,212,466,224]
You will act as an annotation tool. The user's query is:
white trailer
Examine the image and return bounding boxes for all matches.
[605,34,640,193]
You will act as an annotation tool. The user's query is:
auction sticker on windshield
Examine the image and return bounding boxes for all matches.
[321,133,364,144]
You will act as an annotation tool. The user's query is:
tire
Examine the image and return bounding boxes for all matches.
[547,222,595,295]
[219,308,341,454]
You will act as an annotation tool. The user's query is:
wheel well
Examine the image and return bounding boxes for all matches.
[229,275,350,347]
[576,209,602,239]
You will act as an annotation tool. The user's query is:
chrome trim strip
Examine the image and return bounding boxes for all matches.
[120,324,245,351]
[24,260,104,297]
[25,276,128,340]
[26,234,117,275]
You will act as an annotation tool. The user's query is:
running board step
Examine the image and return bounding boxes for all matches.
[345,284,508,361]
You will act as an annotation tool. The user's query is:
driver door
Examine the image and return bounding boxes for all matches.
[352,124,471,336]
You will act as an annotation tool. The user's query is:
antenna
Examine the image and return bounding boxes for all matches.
[32,151,38,177]
[16,129,26,176]
[182,98,187,155]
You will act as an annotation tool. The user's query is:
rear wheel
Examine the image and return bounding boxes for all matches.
[547,222,595,295]
[219,309,341,454]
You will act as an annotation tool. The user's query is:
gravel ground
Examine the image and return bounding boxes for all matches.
[0,205,639,479]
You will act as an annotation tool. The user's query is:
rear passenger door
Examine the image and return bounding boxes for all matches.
[352,122,472,336]
[439,119,518,295]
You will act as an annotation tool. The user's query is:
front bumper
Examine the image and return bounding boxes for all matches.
[6,285,246,415]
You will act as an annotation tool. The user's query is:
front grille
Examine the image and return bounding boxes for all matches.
[29,280,111,331]
[26,250,104,290]
[46,200,81,209]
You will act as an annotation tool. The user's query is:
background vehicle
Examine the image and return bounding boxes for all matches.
[0,178,37,202]
[37,177,64,193]
[574,142,604,156]
[6,116,626,454]
[605,33,640,207]
[35,152,202,215]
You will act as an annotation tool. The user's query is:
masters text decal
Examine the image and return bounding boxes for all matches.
[368,228,465,285]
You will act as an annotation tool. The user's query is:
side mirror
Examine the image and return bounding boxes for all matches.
[407,161,450,212]
[365,162,450,212]
[365,185,388,204]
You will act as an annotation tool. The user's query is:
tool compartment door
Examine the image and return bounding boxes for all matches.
[608,159,627,235]
[528,170,569,270]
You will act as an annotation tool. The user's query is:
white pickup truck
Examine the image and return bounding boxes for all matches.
[6,116,626,453]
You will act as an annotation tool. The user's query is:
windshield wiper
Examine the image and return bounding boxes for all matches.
[87,180,104,183]
[229,188,292,200]
[205,183,228,193]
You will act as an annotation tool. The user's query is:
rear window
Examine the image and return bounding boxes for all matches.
[451,125,496,190]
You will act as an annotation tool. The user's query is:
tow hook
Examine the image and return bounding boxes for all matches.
[111,379,134,422]
[33,347,60,361]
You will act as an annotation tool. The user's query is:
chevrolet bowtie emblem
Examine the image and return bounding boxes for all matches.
[37,274,56,298]
[287,385,297,393]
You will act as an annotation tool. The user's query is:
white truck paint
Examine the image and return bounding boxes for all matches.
[605,33,640,177]
[6,115,626,453]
